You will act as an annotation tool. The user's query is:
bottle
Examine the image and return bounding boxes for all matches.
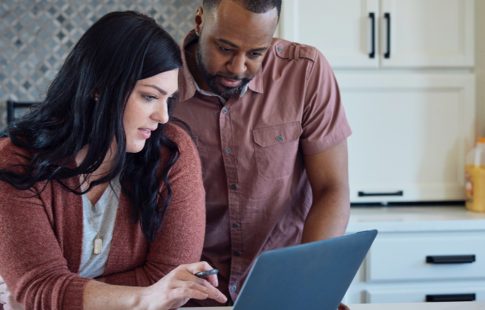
[465,137,485,212]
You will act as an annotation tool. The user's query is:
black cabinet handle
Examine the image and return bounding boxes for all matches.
[426,255,476,264]
[384,12,391,58]
[358,190,403,197]
[368,12,376,58]
[426,294,476,302]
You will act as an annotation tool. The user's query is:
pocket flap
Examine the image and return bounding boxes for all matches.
[252,122,302,147]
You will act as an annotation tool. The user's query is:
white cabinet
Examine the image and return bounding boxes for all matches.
[280,0,477,203]
[345,207,485,304]
[337,73,475,203]
[280,0,475,68]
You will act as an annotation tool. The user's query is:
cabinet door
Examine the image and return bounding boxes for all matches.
[280,0,474,68]
[337,73,475,203]
[380,0,474,67]
[280,0,379,68]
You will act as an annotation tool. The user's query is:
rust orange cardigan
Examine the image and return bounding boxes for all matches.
[0,123,205,309]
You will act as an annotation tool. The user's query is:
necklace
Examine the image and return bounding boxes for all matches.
[93,235,103,255]
[91,201,103,255]
[81,177,109,256]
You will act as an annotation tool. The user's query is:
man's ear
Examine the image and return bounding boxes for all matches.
[195,7,203,35]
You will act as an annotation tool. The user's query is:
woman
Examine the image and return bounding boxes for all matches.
[0,11,226,309]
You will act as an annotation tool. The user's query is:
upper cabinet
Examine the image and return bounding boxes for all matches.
[280,0,476,204]
[280,0,475,68]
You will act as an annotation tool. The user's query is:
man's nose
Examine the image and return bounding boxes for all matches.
[227,54,247,77]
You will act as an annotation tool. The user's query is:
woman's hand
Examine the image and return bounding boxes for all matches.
[139,261,227,309]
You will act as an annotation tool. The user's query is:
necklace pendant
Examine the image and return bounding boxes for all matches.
[93,237,103,255]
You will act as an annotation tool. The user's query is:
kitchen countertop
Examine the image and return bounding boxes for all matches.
[182,301,485,309]
[347,205,485,232]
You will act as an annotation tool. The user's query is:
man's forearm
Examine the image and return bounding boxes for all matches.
[301,189,350,243]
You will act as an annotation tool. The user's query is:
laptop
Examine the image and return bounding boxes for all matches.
[232,229,378,310]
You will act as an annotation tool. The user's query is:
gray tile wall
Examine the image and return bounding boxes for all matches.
[0,0,200,129]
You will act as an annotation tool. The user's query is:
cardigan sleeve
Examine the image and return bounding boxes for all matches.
[101,123,206,286]
[0,144,89,310]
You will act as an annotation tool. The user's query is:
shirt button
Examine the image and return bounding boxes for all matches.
[233,250,241,257]
[230,284,237,293]
[229,183,238,191]
[275,135,285,142]
[221,106,229,114]
[232,223,240,229]
[224,147,232,155]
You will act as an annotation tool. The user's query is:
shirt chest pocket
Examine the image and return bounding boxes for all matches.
[252,122,302,179]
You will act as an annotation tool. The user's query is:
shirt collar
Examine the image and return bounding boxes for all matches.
[179,30,199,103]
[179,30,265,103]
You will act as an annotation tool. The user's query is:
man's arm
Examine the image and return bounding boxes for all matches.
[301,140,350,243]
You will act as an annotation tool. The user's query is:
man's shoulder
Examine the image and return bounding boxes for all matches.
[270,38,323,62]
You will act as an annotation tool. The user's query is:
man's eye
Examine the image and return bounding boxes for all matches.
[249,52,263,59]
[218,46,232,53]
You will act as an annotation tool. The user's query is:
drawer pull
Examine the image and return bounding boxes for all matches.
[426,293,476,302]
[426,255,475,264]
[358,190,403,197]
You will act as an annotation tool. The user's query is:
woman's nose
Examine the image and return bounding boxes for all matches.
[152,102,169,124]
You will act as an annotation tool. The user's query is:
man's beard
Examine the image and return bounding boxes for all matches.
[196,48,251,100]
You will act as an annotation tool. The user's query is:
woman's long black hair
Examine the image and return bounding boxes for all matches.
[0,11,182,241]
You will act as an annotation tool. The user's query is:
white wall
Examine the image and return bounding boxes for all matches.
[477,0,485,136]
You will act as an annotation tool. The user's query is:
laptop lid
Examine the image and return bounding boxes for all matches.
[233,230,378,310]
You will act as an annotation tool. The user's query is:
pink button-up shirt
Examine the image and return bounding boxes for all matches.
[173,32,351,304]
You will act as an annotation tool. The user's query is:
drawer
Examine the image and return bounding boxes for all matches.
[364,284,485,303]
[366,231,485,281]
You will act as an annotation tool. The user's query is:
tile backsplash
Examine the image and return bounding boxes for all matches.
[0,0,200,129]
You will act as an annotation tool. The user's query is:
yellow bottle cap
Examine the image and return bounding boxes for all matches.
[478,137,485,144]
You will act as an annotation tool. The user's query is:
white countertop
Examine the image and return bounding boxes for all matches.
[182,207,485,309]
[347,205,485,232]
[182,302,485,309]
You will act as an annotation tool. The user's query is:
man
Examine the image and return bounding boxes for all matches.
[173,0,351,305]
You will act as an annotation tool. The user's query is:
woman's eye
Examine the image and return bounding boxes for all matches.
[143,94,158,102]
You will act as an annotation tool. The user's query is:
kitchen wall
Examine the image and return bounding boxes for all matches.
[1,1,483,135]
[0,0,200,129]
[477,0,485,137]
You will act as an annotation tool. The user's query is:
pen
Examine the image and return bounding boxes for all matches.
[195,268,219,278]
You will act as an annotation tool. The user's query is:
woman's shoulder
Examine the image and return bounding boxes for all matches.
[162,122,201,171]
[0,137,31,168]
[163,122,197,154]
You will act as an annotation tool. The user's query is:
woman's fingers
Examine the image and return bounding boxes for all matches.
[185,261,220,287]
[205,284,227,303]
[202,272,219,288]
[184,261,213,275]
[168,263,227,304]
[187,263,227,303]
